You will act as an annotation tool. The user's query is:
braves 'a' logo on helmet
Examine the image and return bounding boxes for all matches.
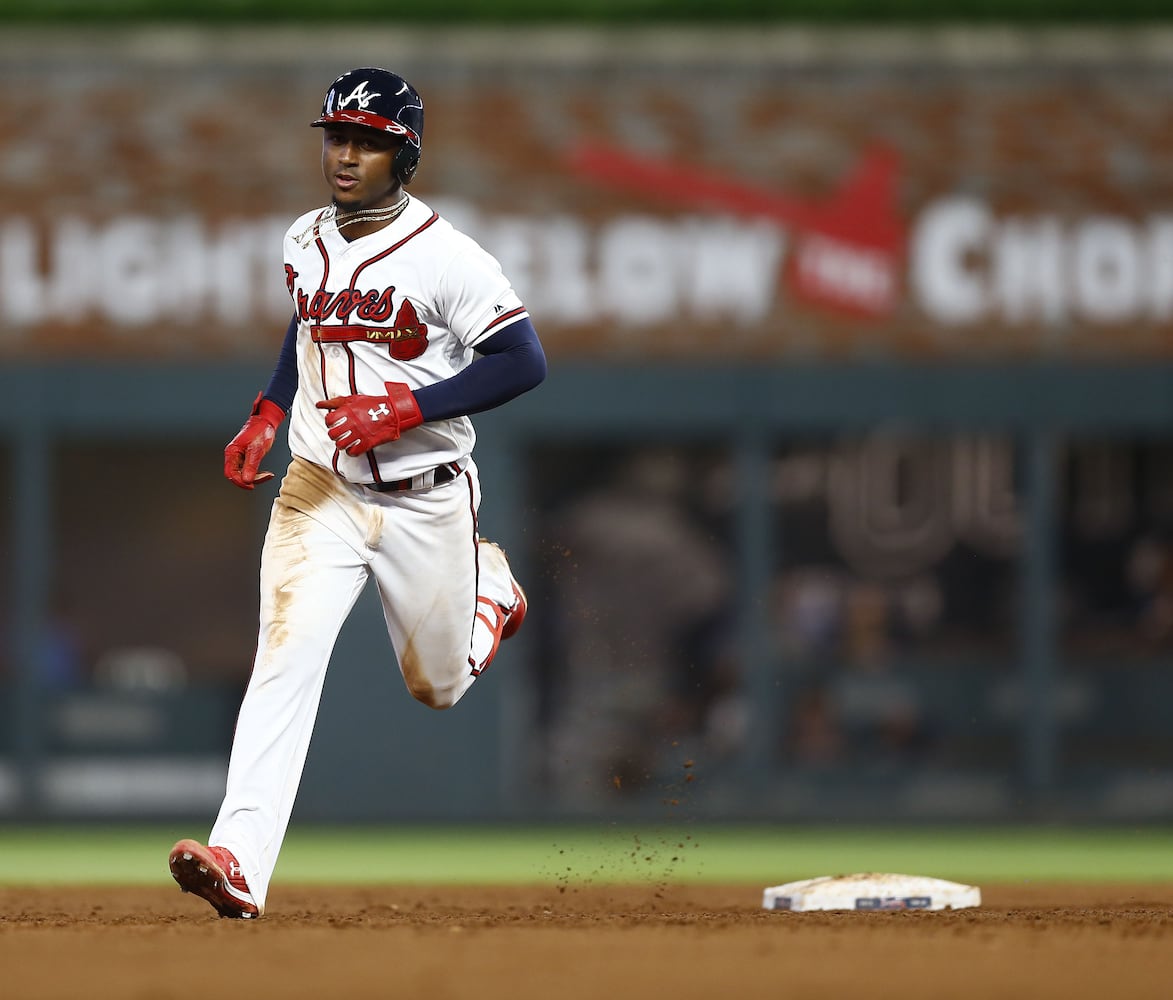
[338,81,380,111]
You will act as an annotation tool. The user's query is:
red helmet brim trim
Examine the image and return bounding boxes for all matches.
[311,110,419,145]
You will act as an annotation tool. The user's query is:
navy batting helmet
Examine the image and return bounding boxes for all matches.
[312,67,424,185]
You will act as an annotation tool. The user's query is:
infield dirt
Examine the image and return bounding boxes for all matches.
[3,883,1173,999]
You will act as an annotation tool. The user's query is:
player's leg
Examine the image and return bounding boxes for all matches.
[371,460,525,708]
[471,537,528,665]
[205,459,373,911]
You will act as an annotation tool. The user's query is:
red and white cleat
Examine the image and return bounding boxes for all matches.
[479,539,527,641]
[501,575,527,641]
[168,839,261,919]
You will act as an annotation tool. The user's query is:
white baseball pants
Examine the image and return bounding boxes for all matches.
[207,455,518,910]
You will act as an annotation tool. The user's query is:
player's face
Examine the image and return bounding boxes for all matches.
[321,124,403,211]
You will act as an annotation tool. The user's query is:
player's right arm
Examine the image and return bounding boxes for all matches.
[224,314,299,490]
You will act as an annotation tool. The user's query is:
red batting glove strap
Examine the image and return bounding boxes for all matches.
[251,392,287,429]
[383,382,424,432]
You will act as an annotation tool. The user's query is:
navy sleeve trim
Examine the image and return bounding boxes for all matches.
[413,316,547,422]
[262,314,299,414]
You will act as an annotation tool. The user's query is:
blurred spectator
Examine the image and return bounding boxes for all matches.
[37,592,87,690]
[786,683,844,768]
[1126,533,1173,648]
[541,447,735,800]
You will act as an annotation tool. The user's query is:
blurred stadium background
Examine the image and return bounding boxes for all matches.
[3,0,1173,853]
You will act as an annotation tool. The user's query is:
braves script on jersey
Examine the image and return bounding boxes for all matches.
[285,195,528,487]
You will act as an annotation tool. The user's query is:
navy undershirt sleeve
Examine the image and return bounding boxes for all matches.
[262,314,299,414]
[413,317,547,421]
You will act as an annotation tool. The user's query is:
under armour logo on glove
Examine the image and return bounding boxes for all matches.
[316,382,425,457]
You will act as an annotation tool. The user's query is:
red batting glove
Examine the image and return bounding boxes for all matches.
[224,392,285,490]
[316,382,424,457]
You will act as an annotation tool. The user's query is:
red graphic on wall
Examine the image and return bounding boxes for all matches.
[567,142,905,320]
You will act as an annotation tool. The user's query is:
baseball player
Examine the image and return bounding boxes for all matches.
[168,67,546,919]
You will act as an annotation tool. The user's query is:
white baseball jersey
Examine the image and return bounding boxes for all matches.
[282,194,529,486]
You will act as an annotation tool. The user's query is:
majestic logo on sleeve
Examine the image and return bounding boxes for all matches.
[302,289,428,361]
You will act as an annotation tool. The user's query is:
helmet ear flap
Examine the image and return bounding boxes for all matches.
[394,146,420,185]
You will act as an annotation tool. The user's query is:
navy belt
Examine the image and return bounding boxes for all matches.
[364,462,461,493]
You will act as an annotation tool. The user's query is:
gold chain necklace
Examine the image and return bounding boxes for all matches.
[295,195,410,248]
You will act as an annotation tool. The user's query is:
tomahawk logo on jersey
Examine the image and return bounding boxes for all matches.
[307,299,428,361]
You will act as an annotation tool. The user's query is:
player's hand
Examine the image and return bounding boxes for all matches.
[316,382,424,457]
[224,392,285,490]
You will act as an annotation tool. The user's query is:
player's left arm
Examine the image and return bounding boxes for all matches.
[414,317,547,420]
[316,318,546,457]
